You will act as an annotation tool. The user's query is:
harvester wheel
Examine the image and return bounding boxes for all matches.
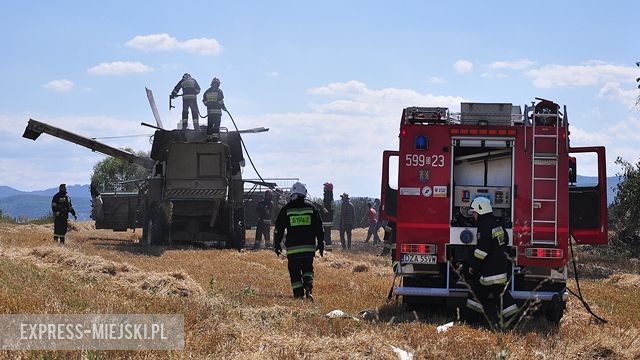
[544,295,565,324]
[232,208,245,250]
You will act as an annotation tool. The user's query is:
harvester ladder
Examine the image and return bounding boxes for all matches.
[530,106,560,245]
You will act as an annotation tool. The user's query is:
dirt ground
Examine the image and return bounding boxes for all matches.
[0,222,639,359]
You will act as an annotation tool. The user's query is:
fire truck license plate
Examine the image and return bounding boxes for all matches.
[401,254,437,264]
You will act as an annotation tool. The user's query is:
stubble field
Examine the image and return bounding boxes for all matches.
[0,222,639,359]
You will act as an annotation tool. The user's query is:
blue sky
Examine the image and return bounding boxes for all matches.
[1,1,638,198]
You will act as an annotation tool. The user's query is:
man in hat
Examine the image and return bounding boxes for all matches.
[339,192,355,250]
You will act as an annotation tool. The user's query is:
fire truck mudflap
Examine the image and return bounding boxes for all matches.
[380,100,608,322]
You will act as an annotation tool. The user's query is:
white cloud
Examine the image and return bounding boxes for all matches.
[526,62,638,88]
[88,61,154,75]
[568,125,611,145]
[598,82,638,108]
[453,60,473,74]
[126,33,222,56]
[43,79,74,92]
[307,80,466,115]
[429,76,445,83]
[489,59,534,70]
[266,71,279,77]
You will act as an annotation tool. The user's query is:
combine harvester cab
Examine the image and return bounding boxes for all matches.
[379,99,607,322]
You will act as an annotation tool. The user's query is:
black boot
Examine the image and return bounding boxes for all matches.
[305,286,314,302]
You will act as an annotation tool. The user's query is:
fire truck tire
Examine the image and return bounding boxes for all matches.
[544,295,565,324]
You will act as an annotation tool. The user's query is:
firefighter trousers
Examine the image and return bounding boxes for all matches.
[53,215,68,244]
[287,256,314,298]
[181,98,200,129]
[466,276,518,322]
[207,113,222,135]
[254,220,271,248]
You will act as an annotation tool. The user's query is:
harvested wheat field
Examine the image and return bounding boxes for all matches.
[1,222,639,359]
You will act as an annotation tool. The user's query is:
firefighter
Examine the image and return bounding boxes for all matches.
[273,182,324,300]
[51,184,77,244]
[253,189,274,249]
[202,77,226,135]
[171,73,201,130]
[466,197,518,323]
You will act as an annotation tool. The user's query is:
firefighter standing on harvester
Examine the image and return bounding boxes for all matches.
[466,196,518,323]
[202,77,226,136]
[171,73,201,130]
[273,182,324,300]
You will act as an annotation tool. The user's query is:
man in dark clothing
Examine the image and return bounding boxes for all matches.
[202,77,226,135]
[274,182,324,300]
[253,190,274,249]
[51,184,76,244]
[171,73,201,130]
[466,197,518,324]
[339,193,355,250]
[322,182,334,250]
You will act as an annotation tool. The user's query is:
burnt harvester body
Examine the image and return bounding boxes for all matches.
[23,119,248,248]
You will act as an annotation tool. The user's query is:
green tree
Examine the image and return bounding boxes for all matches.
[90,148,151,192]
[609,157,640,255]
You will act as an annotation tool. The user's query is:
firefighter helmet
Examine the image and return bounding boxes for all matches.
[290,182,307,199]
[470,196,493,215]
[211,77,220,86]
[183,73,191,79]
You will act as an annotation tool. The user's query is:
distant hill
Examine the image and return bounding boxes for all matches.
[0,177,622,220]
[0,184,91,220]
[576,175,619,205]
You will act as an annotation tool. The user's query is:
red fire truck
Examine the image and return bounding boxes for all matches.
[379,99,607,322]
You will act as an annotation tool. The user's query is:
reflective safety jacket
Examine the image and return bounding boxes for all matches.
[172,77,201,100]
[274,198,324,258]
[202,87,225,114]
[471,214,510,286]
[51,191,76,219]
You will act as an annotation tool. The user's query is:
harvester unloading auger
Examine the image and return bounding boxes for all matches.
[23,88,269,249]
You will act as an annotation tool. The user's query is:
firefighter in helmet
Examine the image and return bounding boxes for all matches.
[466,196,518,323]
[202,77,226,135]
[273,182,324,300]
[253,189,274,249]
[171,73,201,130]
[51,184,77,244]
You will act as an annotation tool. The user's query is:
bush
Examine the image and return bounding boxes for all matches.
[609,157,640,255]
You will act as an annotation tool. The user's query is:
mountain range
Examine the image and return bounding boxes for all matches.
[0,184,92,220]
[0,175,620,221]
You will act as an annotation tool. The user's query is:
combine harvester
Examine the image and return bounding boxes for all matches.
[23,88,269,249]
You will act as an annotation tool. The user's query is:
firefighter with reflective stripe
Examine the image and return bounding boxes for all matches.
[274,182,324,300]
[253,189,273,249]
[171,73,201,130]
[466,197,518,322]
[51,184,76,244]
[202,77,225,135]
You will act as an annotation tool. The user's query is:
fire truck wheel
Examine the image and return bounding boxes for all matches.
[544,295,565,324]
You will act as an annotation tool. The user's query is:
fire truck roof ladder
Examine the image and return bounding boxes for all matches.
[530,103,561,245]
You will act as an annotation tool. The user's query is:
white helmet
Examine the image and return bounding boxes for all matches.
[290,182,307,199]
[470,196,493,215]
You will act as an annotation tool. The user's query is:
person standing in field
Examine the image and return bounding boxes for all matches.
[339,193,355,250]
[273,182,324,300]
[362,202,380,244]
[253,189,274,249]
[51,183,76,244]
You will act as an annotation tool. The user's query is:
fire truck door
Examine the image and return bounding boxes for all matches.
[568,146,608,245]
[380,150,398,221]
